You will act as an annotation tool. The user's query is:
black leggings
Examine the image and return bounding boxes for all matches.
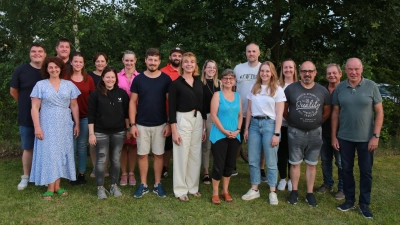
[277,126,291,179]
[211,138,240,180]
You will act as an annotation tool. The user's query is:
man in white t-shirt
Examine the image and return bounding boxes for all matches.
[233,43,265,179]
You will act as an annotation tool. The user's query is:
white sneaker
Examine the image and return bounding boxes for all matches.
[269,192,279,205]
[17,175,29,190]
[287,180,292,191]
[277,179,287,191]
[241,189,260,201]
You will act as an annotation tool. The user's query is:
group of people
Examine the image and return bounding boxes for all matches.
[10,40,382,219]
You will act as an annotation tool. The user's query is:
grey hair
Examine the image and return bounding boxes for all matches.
[326,63,342,74]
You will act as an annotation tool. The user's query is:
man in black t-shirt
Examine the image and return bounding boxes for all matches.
[10,43,46,190]
[55,38,71,65]
[284,61,331,207]
[129,48,172,198]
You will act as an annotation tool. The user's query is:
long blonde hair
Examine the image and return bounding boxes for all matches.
[178,52,199,76]
[201,60,219,87]
[251,61,279,97]
[279,58,298,88]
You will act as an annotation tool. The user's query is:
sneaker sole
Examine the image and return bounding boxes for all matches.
[270,200,278,205]
[153,190,166,197]
[17,186,27,190]
[287,200,297,205]
[358,208,373,219]
[337,206,356,211]
[305,198,318,207]
[241,195,260,201]
[134,190,149,198]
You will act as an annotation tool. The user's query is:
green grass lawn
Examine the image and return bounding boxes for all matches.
[0,155,399,224]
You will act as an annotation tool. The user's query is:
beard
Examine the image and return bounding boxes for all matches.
[170,59,180,67]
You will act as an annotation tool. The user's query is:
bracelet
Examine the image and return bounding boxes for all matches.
[237,128,240,131]
[203,128,207,132]
[126,127,131,131]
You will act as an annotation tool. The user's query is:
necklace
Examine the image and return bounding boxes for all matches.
[206,79,215,94]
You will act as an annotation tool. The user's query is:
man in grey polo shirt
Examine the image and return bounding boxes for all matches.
[332,58,383,219]
[284,61,331,207]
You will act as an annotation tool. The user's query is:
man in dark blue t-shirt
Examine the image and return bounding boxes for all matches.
[129,48,172,198]
[10,43,46,190]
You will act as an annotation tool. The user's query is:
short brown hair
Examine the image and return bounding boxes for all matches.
[41,56,67,79]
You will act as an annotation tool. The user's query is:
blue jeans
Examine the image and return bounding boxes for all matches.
[248,118,279,186]
[95,131,125,186]
[321,136,343,190]
[74,118,89,173]
[338,138,373,206]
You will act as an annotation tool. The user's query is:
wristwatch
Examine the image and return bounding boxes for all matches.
[274,133,280,136]
[373,133,380,138]
[129,123,136,127]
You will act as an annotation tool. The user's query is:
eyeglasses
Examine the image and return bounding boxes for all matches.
[300,70,315,74]
[206,66,217,70]
[351,88,356,95]
[222,77,235,81]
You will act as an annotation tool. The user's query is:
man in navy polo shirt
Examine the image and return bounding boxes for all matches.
[10,43,46,190]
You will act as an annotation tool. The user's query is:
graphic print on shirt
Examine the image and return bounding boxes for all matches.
[295,92,321,122]
[238,73,257,83]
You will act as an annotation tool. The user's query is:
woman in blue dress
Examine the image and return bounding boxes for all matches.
[30,56,80,200]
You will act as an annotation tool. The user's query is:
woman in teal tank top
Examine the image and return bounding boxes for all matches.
[209,69,243,204]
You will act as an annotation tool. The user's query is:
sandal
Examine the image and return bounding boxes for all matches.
[177,194,189,202]
[211,195,221,205]
[42,191,54,200]
[221,193,233,202]
[202,174,211,185]
[56,188,68,196]
[190,192,202,197]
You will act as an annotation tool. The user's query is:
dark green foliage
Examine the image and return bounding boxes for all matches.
[1,0,400,146]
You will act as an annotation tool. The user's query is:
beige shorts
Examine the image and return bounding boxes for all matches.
[136,124,166,155]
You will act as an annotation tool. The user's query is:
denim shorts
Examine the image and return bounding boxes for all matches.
[288,126,322,165]
[19,126,35,150]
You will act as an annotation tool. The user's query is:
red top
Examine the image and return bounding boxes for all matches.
[161,63,180,113]
[70,76,96,119]
[161,63,180,81]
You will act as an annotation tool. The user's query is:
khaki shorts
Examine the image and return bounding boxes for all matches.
[136,124,166,155]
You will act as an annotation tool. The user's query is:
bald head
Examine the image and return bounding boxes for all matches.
[246,43,260,65]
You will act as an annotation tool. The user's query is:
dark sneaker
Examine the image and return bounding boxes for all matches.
[162,166,168,179]
[316,184,332,193]
[260,169,268,183]
[231,169,238,176]
[153,183,167,197]
[202,174,211,184]
[334,190,345,200]
[305,193,318,207]
[337,202,356,211]
[133,184,149,198]
[287,191,298,204]
[359,205,373,219]
[70,174,87,185]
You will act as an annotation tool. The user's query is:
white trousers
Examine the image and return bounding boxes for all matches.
[173,111,203,197]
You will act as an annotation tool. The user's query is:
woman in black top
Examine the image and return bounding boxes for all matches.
[88,67,130,199]
[200,60,220,184]
[88,52,109,178]
[169,52,207,201]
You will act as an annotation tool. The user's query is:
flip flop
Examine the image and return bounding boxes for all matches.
[190,192,202,197]
[42,191,54,200]
[56,188,68,197]
[177,194,189,202]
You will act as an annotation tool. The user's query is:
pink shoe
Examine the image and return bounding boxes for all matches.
[120,174,128,186]
[128,173,136,186]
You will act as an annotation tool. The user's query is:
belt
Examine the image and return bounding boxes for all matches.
[252,116,271,120]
